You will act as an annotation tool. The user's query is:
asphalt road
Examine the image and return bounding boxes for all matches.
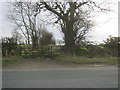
[2,66,118,88]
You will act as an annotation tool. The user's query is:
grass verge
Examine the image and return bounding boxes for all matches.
[2,55,118,66]
[53,55,118,65]
[2,56,24,66]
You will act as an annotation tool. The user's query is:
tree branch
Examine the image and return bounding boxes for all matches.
[75,2,88,9]
[41,2,65,21]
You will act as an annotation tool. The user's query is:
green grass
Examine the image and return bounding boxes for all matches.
[53,55,118,65]
[2,56,24,66]
[2,55,118,66]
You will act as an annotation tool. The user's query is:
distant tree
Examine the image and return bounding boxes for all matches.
[2,37,17,56]
[39,29,55,46]
[104,36,120,57]
[12,30,23,44]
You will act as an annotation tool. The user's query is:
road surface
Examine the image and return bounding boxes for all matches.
[2,66,118,88]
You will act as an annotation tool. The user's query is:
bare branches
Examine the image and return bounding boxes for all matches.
[91,1,111,12]
[75,1,88,9]
[40,2,67,21]
[55,2,65,15]
[8,2,44,47]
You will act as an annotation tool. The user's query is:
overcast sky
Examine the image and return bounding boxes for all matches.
[0,0,119,44]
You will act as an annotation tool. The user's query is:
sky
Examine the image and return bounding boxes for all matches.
[0,0,119,44]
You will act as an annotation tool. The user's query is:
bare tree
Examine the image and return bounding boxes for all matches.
[8,2,42,49]
[12,30,23,44]
[8,1,110,54]
[36,1,109,55]
[39,28,55,46]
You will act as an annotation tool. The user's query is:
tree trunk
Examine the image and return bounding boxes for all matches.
[28,36,30,45]
[32,35,38,50]
[64,22,76,56]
